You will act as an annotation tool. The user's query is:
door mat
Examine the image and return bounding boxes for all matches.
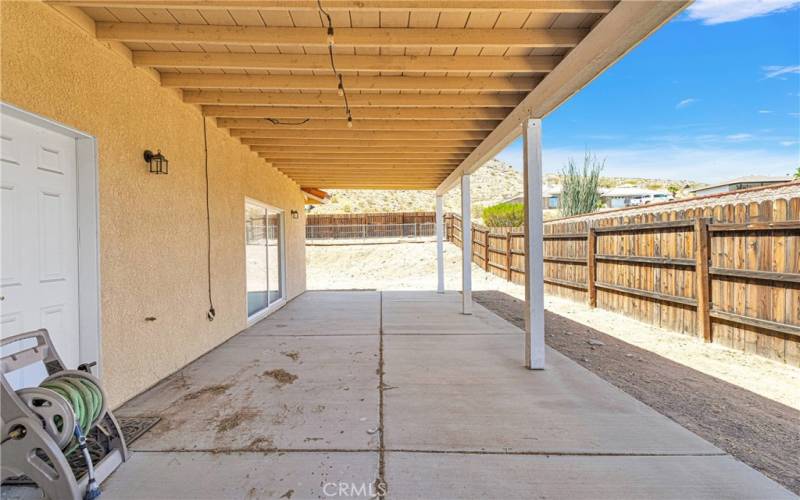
[2,416,160,487]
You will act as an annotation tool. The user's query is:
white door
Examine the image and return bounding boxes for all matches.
[0,112,80,389]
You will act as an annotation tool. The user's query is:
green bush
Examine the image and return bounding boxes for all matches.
[483,202,524,227]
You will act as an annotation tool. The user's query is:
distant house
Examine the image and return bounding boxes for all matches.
[689,176,790,197]
[542,185,562,209]
[600,187,673,208]
[502,184,562,209]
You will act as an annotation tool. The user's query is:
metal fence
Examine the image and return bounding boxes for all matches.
[306,222,436,240]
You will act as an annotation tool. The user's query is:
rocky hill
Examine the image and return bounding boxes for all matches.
[308,159,705,215]
[309,159,522,215]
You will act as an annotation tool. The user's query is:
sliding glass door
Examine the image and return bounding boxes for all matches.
[245,199,284,319]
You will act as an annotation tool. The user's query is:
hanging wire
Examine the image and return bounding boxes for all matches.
[317,0,353,127]
[265,118,311,126]
[202,117,216,322]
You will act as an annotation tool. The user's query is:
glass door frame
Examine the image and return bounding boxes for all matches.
[244,197,287,324]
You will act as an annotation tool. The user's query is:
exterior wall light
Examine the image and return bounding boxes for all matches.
[291,210,300,219]
[144,149,168,174]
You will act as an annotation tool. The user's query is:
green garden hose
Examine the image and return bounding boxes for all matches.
[40,375,103,454]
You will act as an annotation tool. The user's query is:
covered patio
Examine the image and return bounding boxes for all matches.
[2,1,796,498]
[100,291,790,499]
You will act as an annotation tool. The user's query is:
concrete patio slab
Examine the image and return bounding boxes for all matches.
[116,335,379,451]
[81,291,790,499]
[103,451,379,500]
[383,334,720,454]
[244,291,379,336]
[382,291,522,335]
[386,453,794,500]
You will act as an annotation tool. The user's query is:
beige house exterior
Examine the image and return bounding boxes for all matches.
[1,1,308,406]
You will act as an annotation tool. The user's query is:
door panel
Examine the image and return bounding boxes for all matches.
[0,112,80,389]
[245,200,285,319]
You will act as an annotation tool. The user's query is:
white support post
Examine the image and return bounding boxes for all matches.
[523,119,545,369]
[461,174,473,314]
[436,195,445,294]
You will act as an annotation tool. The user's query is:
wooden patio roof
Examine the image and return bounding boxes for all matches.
[47,0,689,191]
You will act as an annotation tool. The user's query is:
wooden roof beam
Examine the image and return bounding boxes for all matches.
[218,118,499,131]
[204,106,508,120]
[249,146,475,153]
[230,129,488,140]
[133,52,559,73]
[98,23,587,48]
[162,74,541,92]
[255,152,469,159]
[268,158,460,165]
[262,155,470,161]
[48,2,616,13]
[187,91,521,108]
[241,138,483,147]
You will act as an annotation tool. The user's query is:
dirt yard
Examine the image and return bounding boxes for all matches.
[307,240,800,493]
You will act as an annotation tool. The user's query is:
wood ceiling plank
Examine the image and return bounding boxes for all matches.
[52,2,616,13]
[186,90,523,106]
[132,51,559,72]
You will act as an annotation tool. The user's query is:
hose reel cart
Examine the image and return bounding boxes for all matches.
[1,329,129,499]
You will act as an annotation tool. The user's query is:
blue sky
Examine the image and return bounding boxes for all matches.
[494,0,800,183]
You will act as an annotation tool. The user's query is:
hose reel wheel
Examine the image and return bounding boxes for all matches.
[16,386,76,449]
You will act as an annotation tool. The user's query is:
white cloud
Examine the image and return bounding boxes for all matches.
[725,133,754,142]
[780,140,799,146]
[686,0,800,24]
[676,98,699,109]
[758,110,773,114]
[763,65,800,79]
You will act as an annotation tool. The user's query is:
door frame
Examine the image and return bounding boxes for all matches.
[244,196,287,325]
[1,102,102,377]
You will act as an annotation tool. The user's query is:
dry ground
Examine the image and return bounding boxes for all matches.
[307,240,800,494]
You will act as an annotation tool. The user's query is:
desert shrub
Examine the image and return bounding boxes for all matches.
[483,202,524,227]
[559,151,604,217]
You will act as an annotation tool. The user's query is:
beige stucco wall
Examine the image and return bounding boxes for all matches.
[0,1,307,407]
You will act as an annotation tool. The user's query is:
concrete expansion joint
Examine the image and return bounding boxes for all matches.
[130,448,729,458]
[376,291,388,497]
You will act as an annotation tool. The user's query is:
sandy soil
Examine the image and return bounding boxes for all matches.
[307,240,800,493]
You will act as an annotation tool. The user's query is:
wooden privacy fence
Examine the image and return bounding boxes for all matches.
[306,211,435,239]
[445,197,800,367]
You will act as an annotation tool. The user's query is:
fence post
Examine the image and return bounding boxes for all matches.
[483,229,490,271]
[506,232,513,281]
[587,226,597,308]
[695,217,712,342]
